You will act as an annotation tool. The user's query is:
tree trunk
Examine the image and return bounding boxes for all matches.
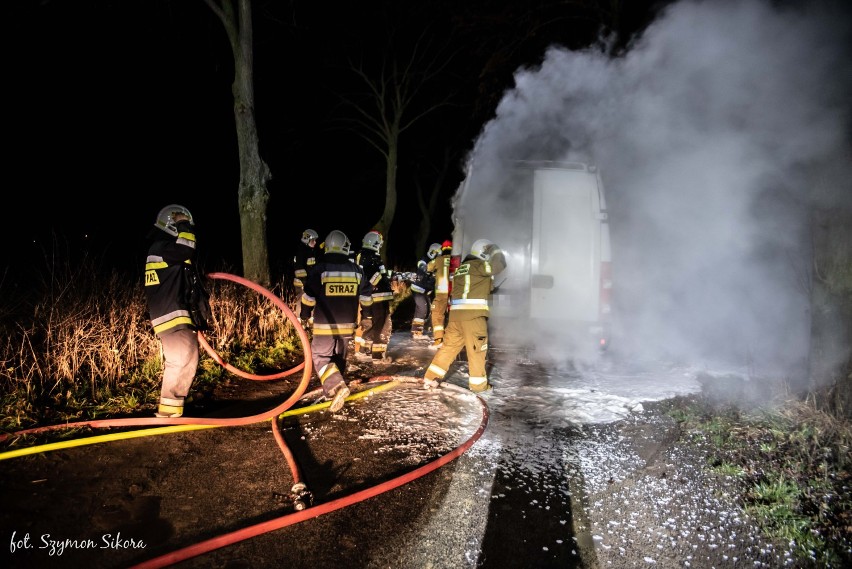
[808,206,852,418]
[233,0,271,286]
[208,0,271,287]
[374,141,398,266]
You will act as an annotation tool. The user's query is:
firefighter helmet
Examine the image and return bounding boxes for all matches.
[441,239,453,252]
[427,242,442,259]
[362,230,383,252]
[154,204,194,237]
[301,228,318,245]
[324,230,351,255]
[470,239,495,261]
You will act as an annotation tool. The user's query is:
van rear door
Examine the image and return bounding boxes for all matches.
[530,167,602,322]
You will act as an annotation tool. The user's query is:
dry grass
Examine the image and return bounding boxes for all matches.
[0,258,302,431]
[201,277,305,374]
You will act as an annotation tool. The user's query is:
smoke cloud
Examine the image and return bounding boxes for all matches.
[455,0,852,381]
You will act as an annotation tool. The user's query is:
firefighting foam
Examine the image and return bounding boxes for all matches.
[453,0,852,385]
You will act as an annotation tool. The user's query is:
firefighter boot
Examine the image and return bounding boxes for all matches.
[470,382,493,394]
[411,321,424,339]
[329,383,350,413]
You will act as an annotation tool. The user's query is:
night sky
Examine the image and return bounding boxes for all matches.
[6,0,665,281]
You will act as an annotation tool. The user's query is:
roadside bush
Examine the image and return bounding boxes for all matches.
[669,395,852,567]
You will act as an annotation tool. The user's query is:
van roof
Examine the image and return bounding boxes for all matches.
[511,160,596,172]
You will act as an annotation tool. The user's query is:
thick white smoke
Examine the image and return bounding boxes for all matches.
[455,0,852,380]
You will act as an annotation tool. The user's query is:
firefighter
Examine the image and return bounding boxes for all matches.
[299,230,372,412]
[422,239,506,393]
[354,230,395,361]
[292,228,318,320]
[411,243,441,339]
[428,239,454,348]
[144,204,200,418]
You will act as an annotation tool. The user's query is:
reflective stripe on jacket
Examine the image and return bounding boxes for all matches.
[430,254,453,295]
[357,249,394,303]
[300,253,373,335]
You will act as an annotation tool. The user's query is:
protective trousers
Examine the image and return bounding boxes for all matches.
[354,305,368,354]
[412,292,431,336]
[424,316,489,391]
[294,284,305,318]
[365,300,392,359]
[310,334,348,396]
[430,293,449,341]
[158,328,199,412]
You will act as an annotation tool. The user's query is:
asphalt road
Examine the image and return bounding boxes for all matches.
[186,380,595,569]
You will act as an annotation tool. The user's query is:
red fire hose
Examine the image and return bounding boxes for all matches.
[0,272,491,568]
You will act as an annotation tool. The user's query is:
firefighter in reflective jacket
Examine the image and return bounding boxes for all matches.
[354,230,394,361]
[300,230,373,412]
[144,204,200,418]
[428,240,454,347]
[292,228,318,323]
[423,239,506,393]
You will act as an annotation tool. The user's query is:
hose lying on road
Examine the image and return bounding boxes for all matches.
[0,272,491,568]
[130,381,489,569]
[0,272,312,446]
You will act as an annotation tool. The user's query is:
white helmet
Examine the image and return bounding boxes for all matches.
[154,204,194,237]
[362,230,383,252]
[301,228,318,245]
[470,239,495,261]
[427,242,442,260]
[324,230,351,255]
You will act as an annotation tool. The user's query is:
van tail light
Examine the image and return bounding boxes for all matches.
[599,261,612,317]
[599,261,612,350]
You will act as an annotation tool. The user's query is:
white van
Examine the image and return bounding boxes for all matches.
[451,160,612,354]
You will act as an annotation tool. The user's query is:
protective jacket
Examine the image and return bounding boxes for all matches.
[411,255,436,295]
[293,242,317,288]
[430,252,453,296]
[300,252,372,335]
[356,249,394,305]
[144,219,197,336]
[448,255,503,321]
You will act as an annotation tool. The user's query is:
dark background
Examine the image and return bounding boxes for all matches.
[5,0,666,283]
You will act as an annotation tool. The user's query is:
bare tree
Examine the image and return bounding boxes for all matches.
[203,0,271,286]
[340,29,457,263]
[411,145,455,259]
